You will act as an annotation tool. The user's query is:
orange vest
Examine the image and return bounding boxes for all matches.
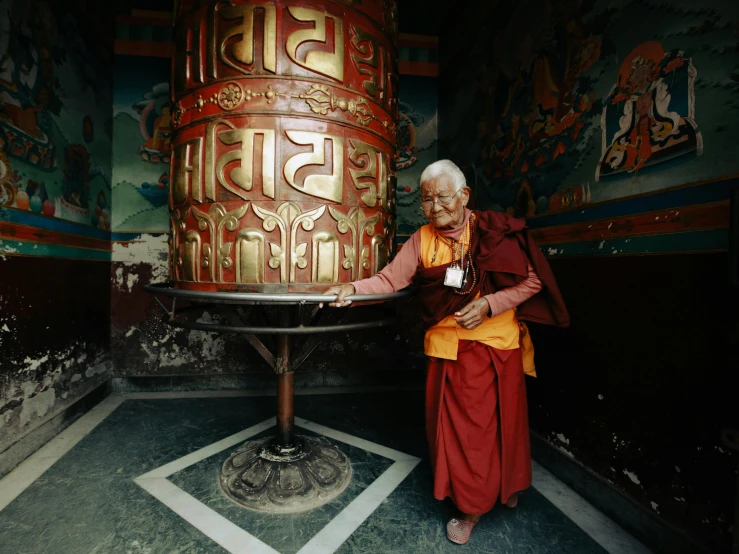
[419,223,536,376]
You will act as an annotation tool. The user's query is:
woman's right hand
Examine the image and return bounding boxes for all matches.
[319,284,356,308]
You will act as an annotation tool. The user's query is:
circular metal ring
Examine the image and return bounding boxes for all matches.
[165,316,397,335]
[144,282,414,305]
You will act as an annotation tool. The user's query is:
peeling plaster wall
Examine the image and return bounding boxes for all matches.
[0,0,114,468]
[0,257,112,458]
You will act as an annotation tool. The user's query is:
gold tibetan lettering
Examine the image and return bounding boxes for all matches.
[203,120,221,202]
[203,120,276,201]
[284,131,343,203]
[285,7,344,82]
[217,127,276,200]
[173,138,203,204]
[350,25,382,98]
[174,21,203,91]
[206,1,217,78]
[348,139,388,209]
[217,3,277,75]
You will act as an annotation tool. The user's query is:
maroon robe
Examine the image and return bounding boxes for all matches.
[415,210,568,514]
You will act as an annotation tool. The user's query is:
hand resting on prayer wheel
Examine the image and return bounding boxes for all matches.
[319,284,355,308]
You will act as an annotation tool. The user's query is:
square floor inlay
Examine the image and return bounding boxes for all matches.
[135,417,421,554]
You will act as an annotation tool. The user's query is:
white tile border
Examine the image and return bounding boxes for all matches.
[137,478,280,554]
[0,394,126,511]
[296,459,419,554]
[134,416,421,554]
[532,461,653,554]
[294,418,418,462]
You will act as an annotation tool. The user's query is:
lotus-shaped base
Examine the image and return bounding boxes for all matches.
[220,435,352,513]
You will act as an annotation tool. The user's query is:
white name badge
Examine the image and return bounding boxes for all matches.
[444,267,464,288]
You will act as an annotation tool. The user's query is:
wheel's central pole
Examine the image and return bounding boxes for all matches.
[276,363,295,447]
[275,307,295,448]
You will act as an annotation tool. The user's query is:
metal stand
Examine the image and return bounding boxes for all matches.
[144,283,412,513]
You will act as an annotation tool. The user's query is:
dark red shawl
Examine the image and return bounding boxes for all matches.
[411,210,570,329]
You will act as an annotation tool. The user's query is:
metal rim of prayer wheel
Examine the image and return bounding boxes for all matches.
[166,0,400,513]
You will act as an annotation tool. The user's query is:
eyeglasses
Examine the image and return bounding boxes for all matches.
[420,189,462,211]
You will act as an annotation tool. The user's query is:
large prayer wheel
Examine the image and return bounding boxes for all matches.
[169,0,399,292]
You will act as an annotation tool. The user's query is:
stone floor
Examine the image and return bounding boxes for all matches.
[0,389,651,553]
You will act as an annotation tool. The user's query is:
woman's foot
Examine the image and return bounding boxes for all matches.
[446,518,475,545]
[505,492,519,508]
[446,513,481,545]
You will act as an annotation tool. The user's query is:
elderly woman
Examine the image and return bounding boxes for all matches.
[323,160,569,545]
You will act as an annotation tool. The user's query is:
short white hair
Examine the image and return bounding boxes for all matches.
[419,159,467,191]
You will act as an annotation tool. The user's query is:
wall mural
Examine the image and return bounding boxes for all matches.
[111,55,172,232]
[0,0,112,230]
[444,0,738,219]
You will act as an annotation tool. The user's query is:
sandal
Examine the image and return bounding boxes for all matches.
[505,493,519,508]
[446,518,476,545]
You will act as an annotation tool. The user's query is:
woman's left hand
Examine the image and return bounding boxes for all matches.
[453,298,490,330]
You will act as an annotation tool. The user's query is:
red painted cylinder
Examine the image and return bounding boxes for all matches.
[169,0,398,292]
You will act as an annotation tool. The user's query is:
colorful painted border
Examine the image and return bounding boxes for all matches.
[527,176,735,256]
[0,207,150,260]
[0,221,111,252]
[0,208,143,242]
[531,202,729,246]
[0,238,111,261]
[526,176,739,229]
[539,229,728,257]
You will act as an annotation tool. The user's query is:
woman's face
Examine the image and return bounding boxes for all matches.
[420,174,469,229]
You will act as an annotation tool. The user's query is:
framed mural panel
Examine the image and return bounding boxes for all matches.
[0,0,113,258]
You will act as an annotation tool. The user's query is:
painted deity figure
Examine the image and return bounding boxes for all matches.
[608,55,680,173]
[597,41,702,181]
